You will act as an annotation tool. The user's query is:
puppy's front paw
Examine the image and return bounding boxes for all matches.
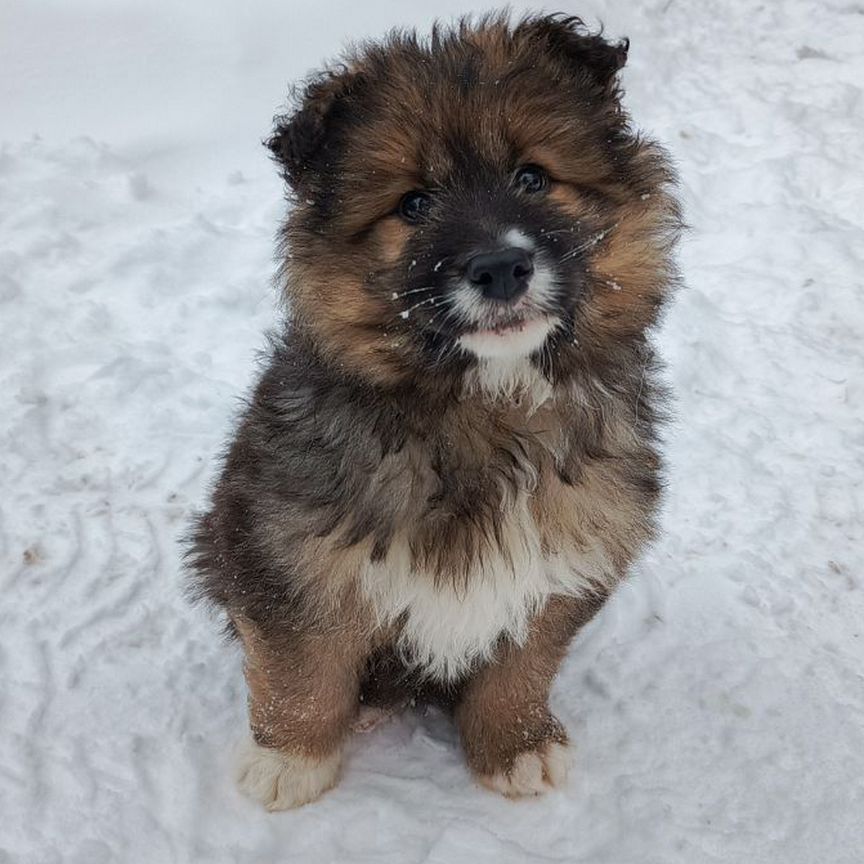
[235,739,341,811]
[460,707,572,799]
[478,739,572,798]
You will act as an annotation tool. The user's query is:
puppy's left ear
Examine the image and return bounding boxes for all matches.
[266,65,360,190]
[522,15,629,90]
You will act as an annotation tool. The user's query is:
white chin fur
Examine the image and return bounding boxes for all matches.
[458,317,554,360]
[236,739,341,811]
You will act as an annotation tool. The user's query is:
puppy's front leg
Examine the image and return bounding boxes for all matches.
[456,593,606,798]
[232,615,366,811]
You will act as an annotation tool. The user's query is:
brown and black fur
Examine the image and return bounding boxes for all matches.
[188,13,680,806]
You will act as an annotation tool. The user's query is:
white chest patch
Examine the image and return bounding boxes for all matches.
[359,494,613,681]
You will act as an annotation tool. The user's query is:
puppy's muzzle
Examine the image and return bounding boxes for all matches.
[466,247,534,303]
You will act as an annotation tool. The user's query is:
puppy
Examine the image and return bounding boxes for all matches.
[188,13,680,810]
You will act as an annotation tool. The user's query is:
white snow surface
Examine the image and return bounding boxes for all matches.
[2,1,863,862]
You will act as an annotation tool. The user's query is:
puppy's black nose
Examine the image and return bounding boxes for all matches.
[466,248,534,302]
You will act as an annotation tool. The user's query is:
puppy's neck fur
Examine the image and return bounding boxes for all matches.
[461,356,554,412]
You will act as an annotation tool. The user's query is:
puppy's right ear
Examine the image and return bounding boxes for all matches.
[266,66,359,190]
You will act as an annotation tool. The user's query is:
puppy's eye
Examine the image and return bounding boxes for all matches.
[514,165,548,194]
[398,191,432,223]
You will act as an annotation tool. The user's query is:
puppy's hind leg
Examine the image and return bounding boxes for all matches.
[233,615,368,811]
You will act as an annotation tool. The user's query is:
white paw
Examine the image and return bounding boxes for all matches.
[480,741,572,798]
[235,739,341,811]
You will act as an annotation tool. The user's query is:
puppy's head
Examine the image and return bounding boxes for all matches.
[269,14,680,390]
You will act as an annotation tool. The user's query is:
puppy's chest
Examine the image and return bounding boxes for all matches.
[359,442,612,681]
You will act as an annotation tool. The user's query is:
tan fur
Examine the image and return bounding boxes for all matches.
[456,594,605,787]
[588,193,679,336]
[523,145,612,191]
[373,217,413,265]
[290,259,407,386]
[234,614,368,758]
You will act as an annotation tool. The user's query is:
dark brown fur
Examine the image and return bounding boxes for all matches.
[187,12,680,806]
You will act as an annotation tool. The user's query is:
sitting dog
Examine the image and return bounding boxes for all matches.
[189,13,681,810]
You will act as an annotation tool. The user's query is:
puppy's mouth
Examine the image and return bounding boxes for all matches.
[458,313,556,360]
[468,311,544,337]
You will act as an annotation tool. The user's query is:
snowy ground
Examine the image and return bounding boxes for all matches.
[2,1,863,861]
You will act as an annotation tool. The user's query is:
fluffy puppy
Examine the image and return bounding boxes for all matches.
[188,13,681,810]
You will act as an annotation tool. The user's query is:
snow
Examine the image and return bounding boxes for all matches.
[1,0,863,861]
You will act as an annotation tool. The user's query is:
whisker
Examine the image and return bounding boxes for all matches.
[391,285,436,300]
[559,240,593,262]
[436,340,460,368]
[396,295,441,320]
[538,228,577,239]
[559,224,618,262]
[424,301,454,330]
[430,319,463,367]
[441,304,475,333]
